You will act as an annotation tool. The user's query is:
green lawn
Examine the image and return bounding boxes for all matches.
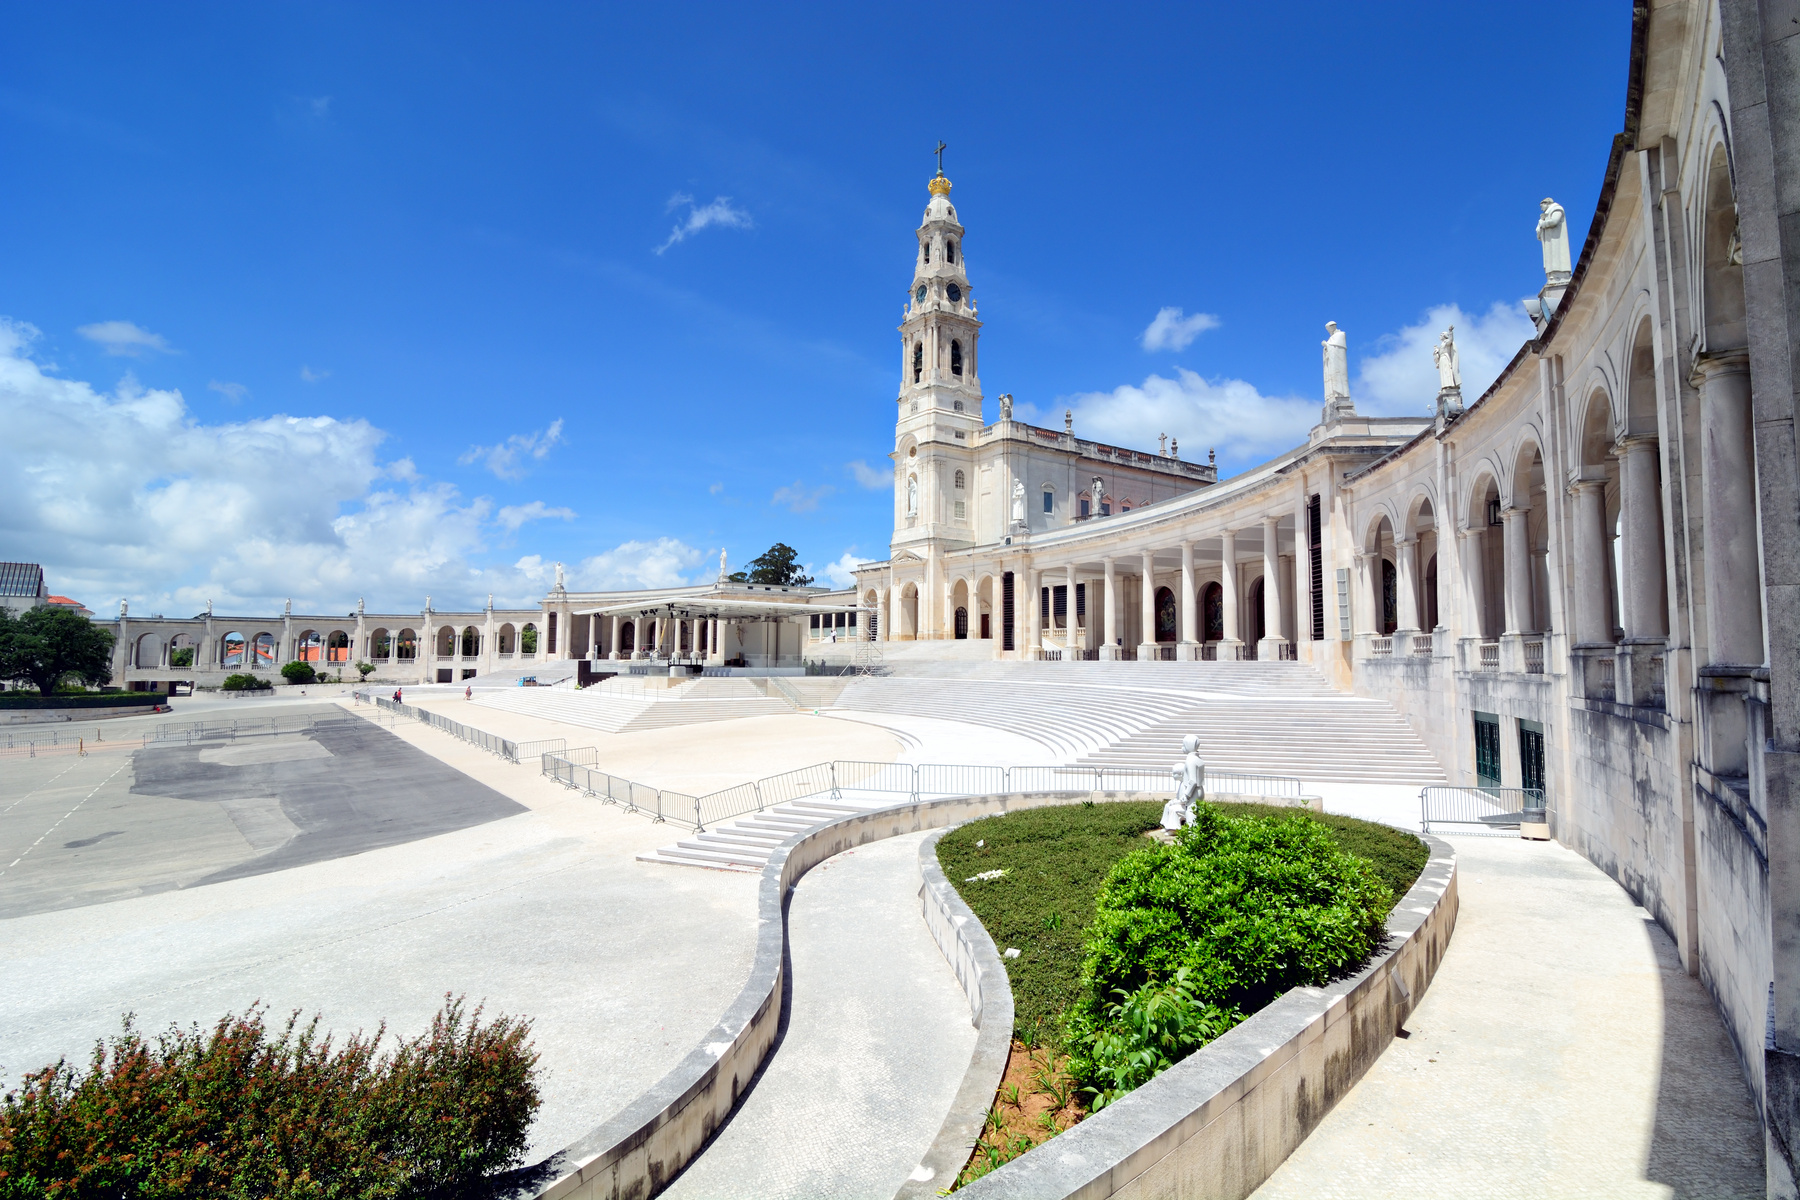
[937,800,1429,1046]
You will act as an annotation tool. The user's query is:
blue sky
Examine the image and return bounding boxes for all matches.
[0,3,1630,614]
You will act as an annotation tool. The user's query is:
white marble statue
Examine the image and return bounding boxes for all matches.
[1179,733,1206,810]
[1434,326,1461,392]
[1011,478,1026,523]
[554,561,566,590]
[998,392,1013,421]
[1537,198,1572,281]
[1322,321,1350,403]
[907,474,919,516]
[717,548,728,582]
[1092,476,1106,514]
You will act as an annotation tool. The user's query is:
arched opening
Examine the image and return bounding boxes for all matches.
[296,631,322,663]
[1249,577,1268,643]
[976,575,994,640]
[923,241,931,264]
[950,340,963,376]
[1469,476,1504,640]
[1368,514,1396,635]
[436,626,456,658]
[1155,586,1177,642]
[619,621,635,654]
[955,607,969,639]
[1424,557,1439,629]
[496,623,516,654]
[221,631,247,669]
[520,623,538,655]
[946,238,956,264]
[1621,317,1668,640]
[1697,142,1764,670]
[134,633,162,669]
[168,634,195,669]
[252,633,277,668]
[461,626,481,658]
[369,628,391,659]
[913,342,923,383]
[954,469,965,489]
[1573,396,1616,644]
[1202,582,1224,641]
[326,631,350,663]
[1379,561,1397,635]
[395,629,417,660]
[900,584,919,640]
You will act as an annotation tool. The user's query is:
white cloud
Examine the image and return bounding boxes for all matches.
[1140,307,1220,352]
[655,195,753,254]
[208,379,249,403]
[772,480,833,513]
[299,365,330,383]
[709,481,724,494]
[1021,370,1317,470]
[569,538,702,590]
[1356,301,1536,414]
[0,317,678,613]
[459,418,565,481]
[822,550,872,590]
[845,459,889,489]
[309,96,331,118]
[77,320,173,358]
[496,500,577,532]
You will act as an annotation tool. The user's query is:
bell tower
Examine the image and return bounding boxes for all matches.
[893,147,983,553]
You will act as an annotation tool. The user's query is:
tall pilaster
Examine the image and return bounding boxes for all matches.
[1103,556,1120,660]
[1137,549,1156,660]
[1220,532,1241,655]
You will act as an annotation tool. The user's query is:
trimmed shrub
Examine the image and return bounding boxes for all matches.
[280,661,317,686]
[0,995,538,1199]
[220,674,272,692]
[1066,802,1395,1108]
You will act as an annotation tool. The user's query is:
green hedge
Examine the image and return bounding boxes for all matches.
[0,996,538,1200]
[0,693,164,710]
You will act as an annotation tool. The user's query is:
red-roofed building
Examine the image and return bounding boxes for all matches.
[46,595,94,618]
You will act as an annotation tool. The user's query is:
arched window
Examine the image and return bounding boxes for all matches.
[912,342,923,383]
[1202,583,1224,641]
[950,340,963,376]
[252,633,276,666]
[370,629,392,659]
[923,241,931,263]
[462,626,481,657]
[1042,489,1054,514]
[221,631,247,668]
[519,623,538,655]
[954,607,968,639]
[437,626,456,657]
[954,469,965,489]
[297,630,322,663]
[326,630,350,663]
[1381,560,1398,635]
[947,239,957,264]
[1155,587,1178,642]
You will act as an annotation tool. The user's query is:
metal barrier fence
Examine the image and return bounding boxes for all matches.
[0,710,404,757]
[540,753,1307,832]
[1420,786,1545,836]
[356,692,565,764]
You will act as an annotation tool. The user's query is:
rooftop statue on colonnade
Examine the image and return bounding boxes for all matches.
[1434,325,1464,420]
[1536,197,1572,284]
[1322,321,1353,422]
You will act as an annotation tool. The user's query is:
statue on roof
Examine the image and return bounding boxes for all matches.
[1434,326,1461,392]
[1537,198,1572,283]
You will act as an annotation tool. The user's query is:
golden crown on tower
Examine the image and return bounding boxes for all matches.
[928,174,952,197]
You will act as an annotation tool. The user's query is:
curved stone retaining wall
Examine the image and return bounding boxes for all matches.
[522,789,1161,1200]
[955,834,1457,1200]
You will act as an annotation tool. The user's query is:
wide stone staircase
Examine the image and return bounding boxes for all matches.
[475,676,793,734]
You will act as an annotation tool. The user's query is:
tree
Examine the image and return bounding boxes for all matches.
[0,606,115,697]
[356,660,376,679]
[729,544,814,587]
[281,660,317,686]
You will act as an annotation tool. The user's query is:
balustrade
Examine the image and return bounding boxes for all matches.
[1371,637,1394,658]
[1411,634,1434,657]
[1523,640,1545,674]
[1479,642,1500,672]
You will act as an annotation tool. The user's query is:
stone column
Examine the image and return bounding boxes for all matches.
[1178,541,1198,658]
[1395,534,1421,633]
[1220,531,1241,656]
[1260,516,1286,656]
[1026,567,1042,658]
[1352,552,1376,636]
[1503,505,1535,637]
[1569,484,1608,643]
[1617,436,1668,639]
[1137,549,1157,660]
[608,615,621,660]
[877,589,889,643]
[1065,562,1078,656]
[1695,351,1764,665]
[1102,556,1120,659]
[1459,529,1488,640]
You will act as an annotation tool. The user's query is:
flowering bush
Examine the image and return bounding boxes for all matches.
[0,995,538,1199]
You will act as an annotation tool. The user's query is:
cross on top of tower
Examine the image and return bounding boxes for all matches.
[935,140,946,175]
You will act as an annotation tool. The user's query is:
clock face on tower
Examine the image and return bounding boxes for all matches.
[915,285,927,303]
[946,283,961,303]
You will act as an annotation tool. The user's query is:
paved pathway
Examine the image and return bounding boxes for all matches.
[663,831,976,1199]
[1254,836,1765,1199]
